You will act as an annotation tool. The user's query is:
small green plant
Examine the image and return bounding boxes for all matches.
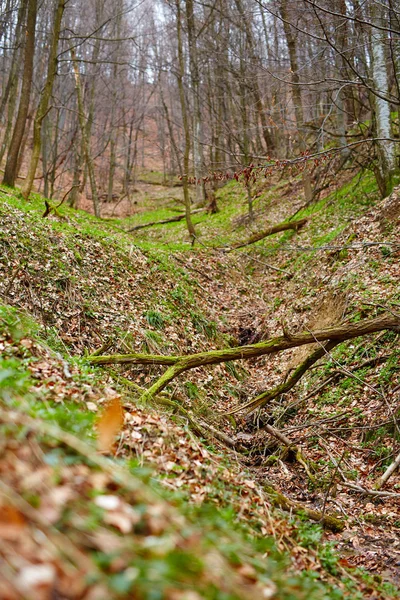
[145,309,167,329]
[185,381,199,399]
[318,542,339,575]
[190,311,217,339]
[170,285,186,305]
[295,519,323,548]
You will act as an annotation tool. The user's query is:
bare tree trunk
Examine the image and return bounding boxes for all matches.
[0,0,28,124]
[22,0,65,199]
[160,86,183,178]
[371,0,397,196]
[185,0,205,205]
[175,0,196,240]
[2,0,37,187]
[0,68,19,165]
[234,0,275,156]
[70,47,100,217]
[280,0,313,203]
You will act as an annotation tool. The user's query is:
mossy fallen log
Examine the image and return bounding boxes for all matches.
[88,314,400,404]
[226,217,307,251]
[227,340,340,415]
[263,482,345,532]
[127,208,204,232]
[89,315,398,368]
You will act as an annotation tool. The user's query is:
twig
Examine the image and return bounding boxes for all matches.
[263,423,316,483]
[3,263,24,297]
[374,452,400,490]
[342,482,400,498]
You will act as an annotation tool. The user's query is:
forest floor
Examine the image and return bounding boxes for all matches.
[0,166,400,599]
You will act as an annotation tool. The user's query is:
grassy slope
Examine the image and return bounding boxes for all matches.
[0,175,399,599]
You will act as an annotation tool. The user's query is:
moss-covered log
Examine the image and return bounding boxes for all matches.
[88,314,399,402]
[127,208,204,232]
[228,340,340,414]
[263,482,345,532]
[227,217,307,251]
[89,352,179,366]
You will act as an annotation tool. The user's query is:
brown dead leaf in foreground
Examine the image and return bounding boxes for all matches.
[96,396,124,453]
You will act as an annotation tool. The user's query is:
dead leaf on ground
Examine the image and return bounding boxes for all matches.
[96,396,124,453]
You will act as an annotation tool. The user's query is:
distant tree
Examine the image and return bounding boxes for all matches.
[2,0,37,187]
[22,0,65,200]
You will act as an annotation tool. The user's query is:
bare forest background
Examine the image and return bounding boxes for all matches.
[1,0,400,221]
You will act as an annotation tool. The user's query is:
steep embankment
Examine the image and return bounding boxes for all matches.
[0,179,399,599]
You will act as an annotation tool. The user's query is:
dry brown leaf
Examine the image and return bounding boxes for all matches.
[96,396,124,453]
[0,503,26,540]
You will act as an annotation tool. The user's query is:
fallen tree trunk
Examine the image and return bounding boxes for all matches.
[88,314,400,403]
[263,482,344,532]
[127,208,204,232]
[227,340,340,415]
[226,217,307,251]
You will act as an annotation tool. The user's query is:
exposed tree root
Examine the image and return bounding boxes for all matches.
[225,217,307,251]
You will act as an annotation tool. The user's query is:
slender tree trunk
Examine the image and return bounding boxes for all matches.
[234,0,275,156]
[335,0,351,158]
[22,0,65,199]
[2,0,37,187]
[160,86,183,178]
[175,0,196,240]
[371,0,397,196]
[185,0,205,205]
[70,47,100,217]
[0,68,19,164]
[42,116,49,197]
[280,0,313,203]
[0,0,28,124]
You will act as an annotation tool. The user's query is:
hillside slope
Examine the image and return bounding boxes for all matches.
[0,179,399,599]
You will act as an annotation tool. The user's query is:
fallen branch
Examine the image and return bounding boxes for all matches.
[127,208,204,231]
[227,340,340,415]
[299,353,390,404]
[225,217,307,252]
[374,452,400,490]
[88,314,400,404]
[343,482,400,498]
[262,423,317,484]
[113,378,342,529]
[136,178,182,187]
[263,482,344,532]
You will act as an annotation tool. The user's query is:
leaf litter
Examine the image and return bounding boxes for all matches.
[1,184,400,597]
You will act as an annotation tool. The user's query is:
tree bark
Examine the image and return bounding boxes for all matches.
[2,0,37,188]
[227,217,307,251]
[0,0,28,124]
[175,0,196,239]
[22,0,65,200]
[185,0,205,204]
[370,0,397,196]
[279,0,313,203]
[70,47,100,218]
[88,313,400,402]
